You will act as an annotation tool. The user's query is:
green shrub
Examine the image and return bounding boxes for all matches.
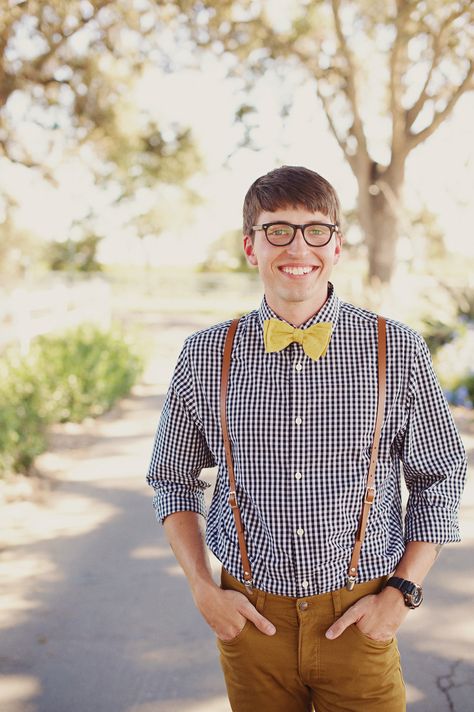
[432,325,474,409]
[31,324,145,423]
[0,324,145,476]
[0,354,47,473]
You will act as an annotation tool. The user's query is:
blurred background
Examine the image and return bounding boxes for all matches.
[1,2,473,711]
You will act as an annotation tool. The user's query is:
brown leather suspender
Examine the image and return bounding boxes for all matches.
[220,318,254,594]
[220,315,387,595]
[346,316,387,589]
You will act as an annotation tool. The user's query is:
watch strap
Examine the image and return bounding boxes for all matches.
[386,576,413,592]
[385,576,423,608]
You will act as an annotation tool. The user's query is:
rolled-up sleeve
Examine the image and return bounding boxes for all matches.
[146,341,216,524]
[401,335,467,543]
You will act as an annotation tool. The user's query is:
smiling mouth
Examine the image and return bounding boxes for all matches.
[278,266,319,277]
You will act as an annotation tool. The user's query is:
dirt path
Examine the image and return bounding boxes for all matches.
[0,315,231,712]
[1,314,473,712]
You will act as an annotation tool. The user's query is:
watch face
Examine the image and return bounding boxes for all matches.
[406,586,423,607]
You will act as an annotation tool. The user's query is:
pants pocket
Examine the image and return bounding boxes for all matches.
[348,621,394,648]
[217,569,266,646]
[217,618,252,646]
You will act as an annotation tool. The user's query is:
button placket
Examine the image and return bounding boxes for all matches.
[292,343,308,594]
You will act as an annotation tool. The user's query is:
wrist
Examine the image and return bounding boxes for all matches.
[191,576,220,606]
[378,584,407,607]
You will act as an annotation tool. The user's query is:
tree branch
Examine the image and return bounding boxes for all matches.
[0,137,39,168]
[0,5,25,108]
[330,0,368,158]
[27,0,115,77]
[291,43,359,171]
[316,83,351,162]
[389,0,410,153]
[405,5,472,130]
[407,60,474,150]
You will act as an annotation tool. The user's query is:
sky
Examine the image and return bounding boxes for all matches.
[2,41,474,268]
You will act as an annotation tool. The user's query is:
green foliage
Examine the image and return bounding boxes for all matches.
[420,318,457,355]
[0,325,145,477]
[451,286,474,324]
[422,287,474,409]
[198,228,254,273]
[45,235,104,272]
[1,1,202,189]
[31,325,145,423]
[0,354,48,474]
[421,286,474,354]
[432,326,474,409]
[0,205,43,282]
[0,1,203,275]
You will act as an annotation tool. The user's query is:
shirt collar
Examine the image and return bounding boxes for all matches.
[257,281,341,334]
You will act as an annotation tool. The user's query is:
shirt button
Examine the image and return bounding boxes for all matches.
[295,416,302,425]
[301,580,309,589]
[295,472,302,480]
[297,528,304,536]
[295,363,303,371]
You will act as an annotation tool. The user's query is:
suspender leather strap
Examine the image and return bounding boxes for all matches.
[220,317,254,594]
[346,315,387,589]
[220,315,387,595]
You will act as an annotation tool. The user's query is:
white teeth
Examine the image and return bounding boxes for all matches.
[281,266,314,275]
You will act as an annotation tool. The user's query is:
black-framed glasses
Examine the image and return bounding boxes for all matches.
[252,221,339,247]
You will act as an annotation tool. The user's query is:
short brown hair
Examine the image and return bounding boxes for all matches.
[243,165,341,237]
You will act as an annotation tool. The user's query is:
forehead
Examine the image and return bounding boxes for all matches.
[257,205,331,223]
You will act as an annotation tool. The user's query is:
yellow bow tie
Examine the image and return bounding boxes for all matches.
[263,318,333,361]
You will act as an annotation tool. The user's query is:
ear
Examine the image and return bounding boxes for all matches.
[243,234,258,267]
[333,232,343,264]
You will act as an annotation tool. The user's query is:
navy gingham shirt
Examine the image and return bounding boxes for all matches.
[146,282,467,596]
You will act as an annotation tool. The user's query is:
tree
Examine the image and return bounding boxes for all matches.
[168,0,474,286]
[0,200,40,280]
[45,233,103,272]
[0,1,201,269]
[199,227,254,273]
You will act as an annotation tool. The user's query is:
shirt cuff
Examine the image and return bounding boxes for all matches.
[152,485,207,525]
[404,506,461,544]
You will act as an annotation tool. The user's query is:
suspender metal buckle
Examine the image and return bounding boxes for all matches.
[346,575,356,591]
[228,490,238,508]
[364,486,376,504]
[243,577,254,594]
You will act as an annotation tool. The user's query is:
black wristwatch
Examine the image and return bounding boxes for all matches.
[384,576,423,609]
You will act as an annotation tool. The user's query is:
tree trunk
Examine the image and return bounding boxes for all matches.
[356,160,405,286]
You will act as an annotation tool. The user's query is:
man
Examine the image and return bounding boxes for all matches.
[146,165,466,711]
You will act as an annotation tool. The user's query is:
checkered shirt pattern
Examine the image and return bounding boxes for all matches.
[146,282,467,596]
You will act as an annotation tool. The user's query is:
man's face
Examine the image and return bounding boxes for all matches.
[243,206,343,317]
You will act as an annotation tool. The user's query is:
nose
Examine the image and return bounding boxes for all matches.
[287,227,311,255]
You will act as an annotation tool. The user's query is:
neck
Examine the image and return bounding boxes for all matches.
[266,287,330,328]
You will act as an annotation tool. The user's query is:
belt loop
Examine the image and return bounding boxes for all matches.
[332,588,342,619]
